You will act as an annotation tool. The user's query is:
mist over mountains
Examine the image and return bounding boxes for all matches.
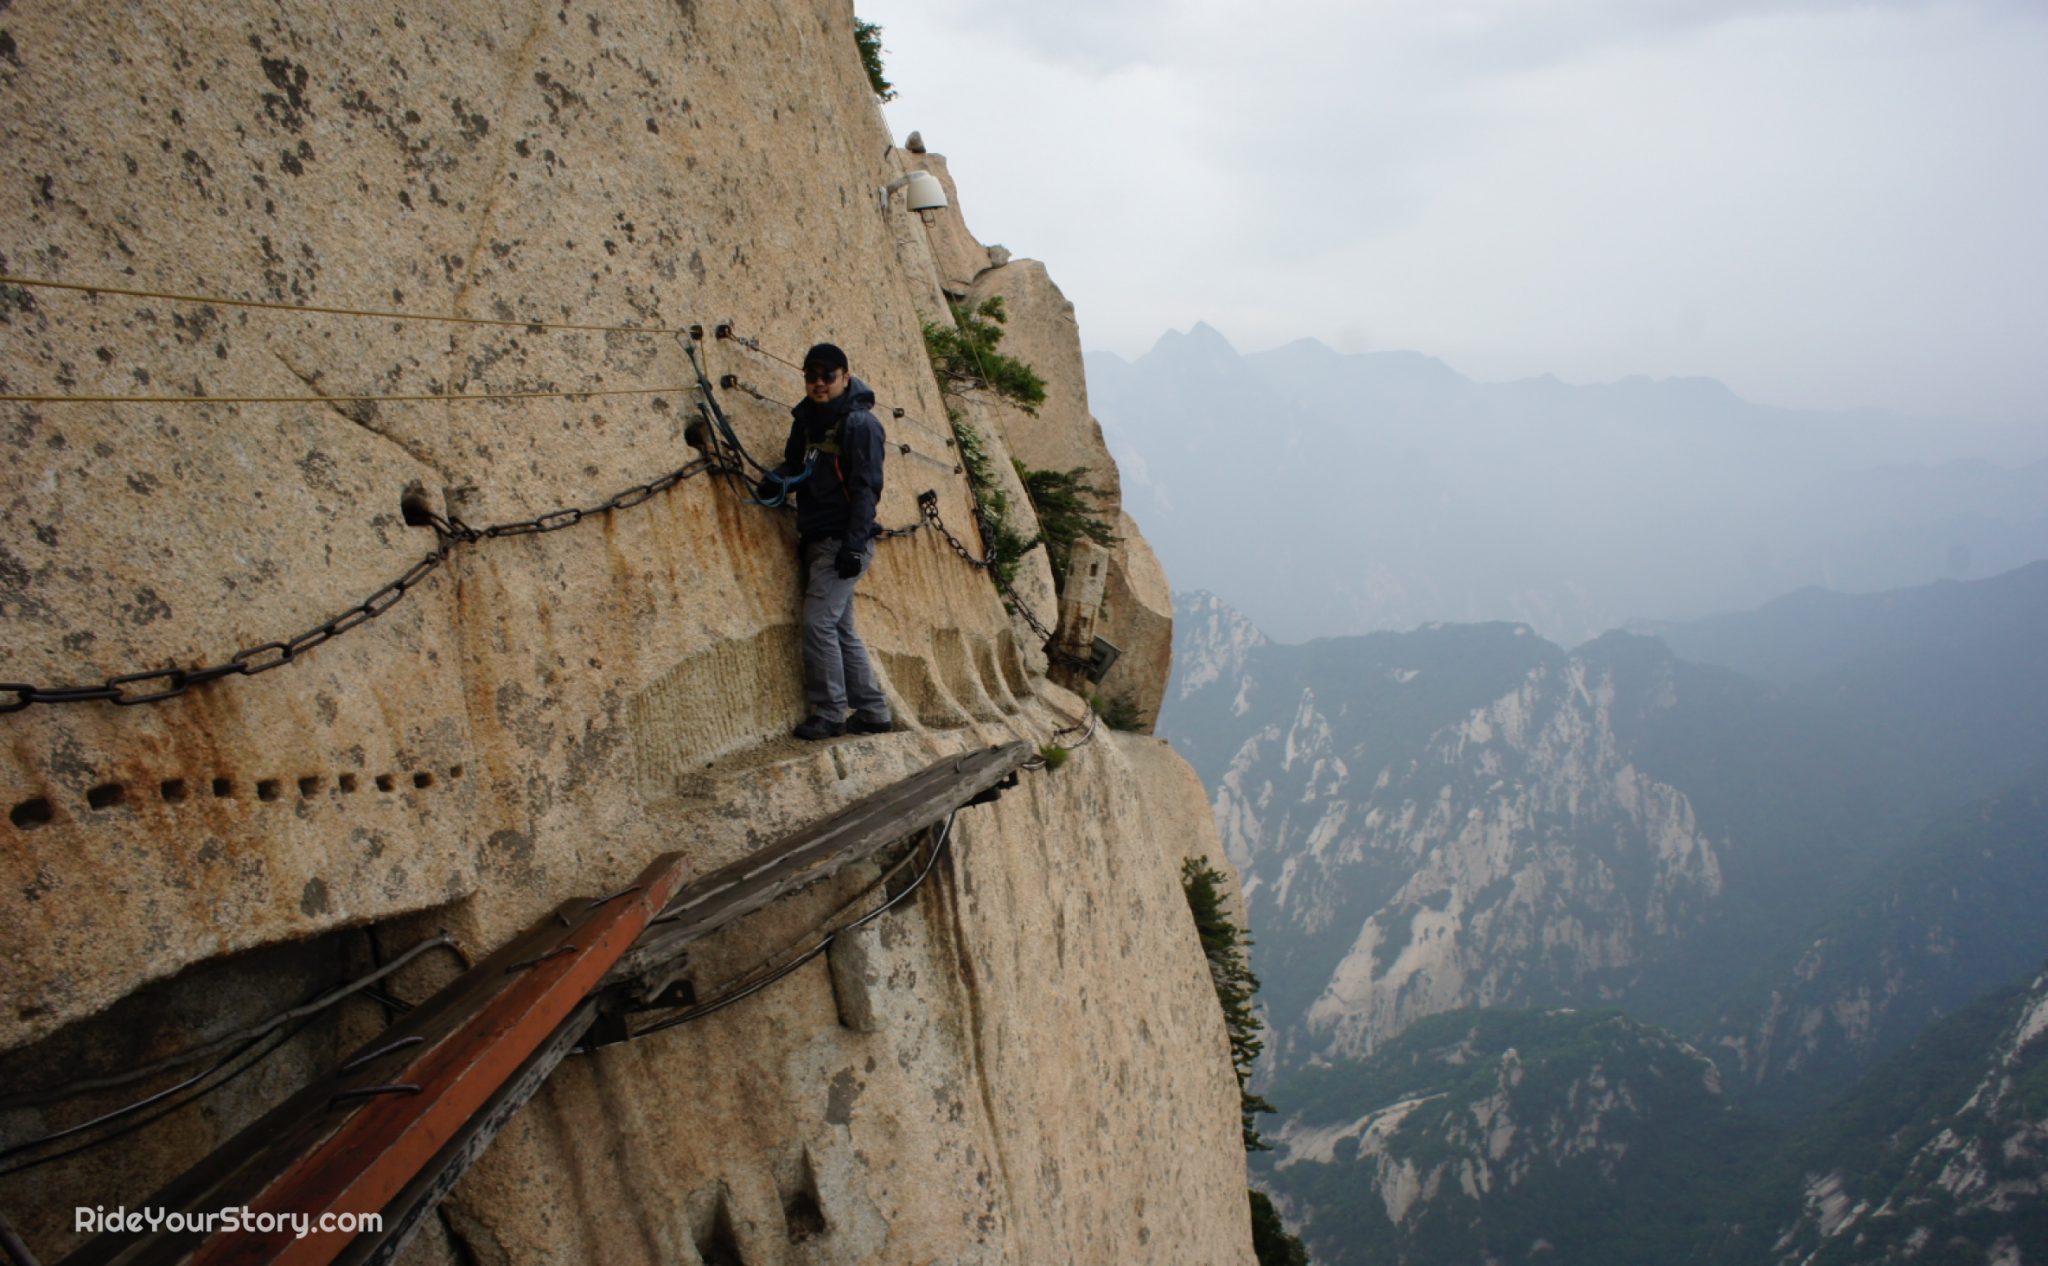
[1086,325,2048,646]
[1164,566,2048,1262]
[1167,563,2048,1089]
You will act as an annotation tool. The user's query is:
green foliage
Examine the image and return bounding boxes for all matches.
[1249,1189,1310,1266]
[948,418,1040,592]
[1259,1008,1779,1266]
[1088,690,1144,732]
[1182,857,1274,1151]
[1255,985,2048,1266]
[853,19,896,101]
[1037,743,1070,771]
[922,296,1048,413]
[1015,460,1116,593]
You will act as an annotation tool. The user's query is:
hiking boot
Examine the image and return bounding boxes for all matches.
[846,714,895,735]
[792,715,846,741]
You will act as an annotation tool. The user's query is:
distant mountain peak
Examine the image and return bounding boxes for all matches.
[1169,591,1269,704]
[1143,321,1239,363]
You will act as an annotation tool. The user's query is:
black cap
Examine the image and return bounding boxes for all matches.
[802,342,849,374]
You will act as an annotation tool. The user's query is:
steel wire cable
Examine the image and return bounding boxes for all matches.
[0,302,1067,712]
[621,812,958,1041]
[0,274,690,335]
[0,383,696,407]
[0,935,462,1111]
[0,1021,307,1178]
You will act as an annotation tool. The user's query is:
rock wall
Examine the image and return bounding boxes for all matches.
[0,2,1250,1261]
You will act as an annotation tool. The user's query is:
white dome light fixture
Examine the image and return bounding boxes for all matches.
[879,170,948,220]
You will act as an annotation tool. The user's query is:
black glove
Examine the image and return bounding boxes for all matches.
[834,547,864,579]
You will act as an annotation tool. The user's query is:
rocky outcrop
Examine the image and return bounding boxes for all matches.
[0,3,1247,1262]
[1260,1008,1749,1266]
[1172,615,1723,1067]
[1772,966,2048,1265]
[1093,515,1173,732]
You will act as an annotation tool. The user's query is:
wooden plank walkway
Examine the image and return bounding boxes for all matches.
[60,742,1032,1266]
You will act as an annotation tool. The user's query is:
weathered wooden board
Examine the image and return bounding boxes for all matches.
[59,742,1031,1266]
[604,742,1031,992]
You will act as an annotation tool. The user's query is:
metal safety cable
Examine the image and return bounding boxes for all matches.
[0,273,691,335]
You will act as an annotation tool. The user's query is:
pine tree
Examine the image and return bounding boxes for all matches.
[1182,857,1275,1150]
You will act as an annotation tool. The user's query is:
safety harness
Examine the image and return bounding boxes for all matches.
[752,414,848,508]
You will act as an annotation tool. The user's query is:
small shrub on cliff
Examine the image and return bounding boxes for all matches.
[1249,1190,1309,1266]
[923,296,1047,414]
[1186,873,1312,1265]
[1181,856,1276,1151]
[1088,690,1144,732]
[1015,460,1116,594]
[854,20,896,101]
[949,418,1040,591]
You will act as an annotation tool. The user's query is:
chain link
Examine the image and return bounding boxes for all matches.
[6,391,1095,713]
[909,491,1093,672]
[3,459,719,713]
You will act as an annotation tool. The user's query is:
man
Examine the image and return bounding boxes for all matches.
[759,342,894,741]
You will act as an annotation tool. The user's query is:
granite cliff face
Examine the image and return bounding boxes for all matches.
[1258,1009,1755,1266]
[1167,579,2048,1261]
[0,4,1246,1262]
[1168,575,2048,1097]
[1170,598,1724,1069]
[1772,966,2048,1265]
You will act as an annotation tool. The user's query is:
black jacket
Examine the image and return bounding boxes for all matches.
[778,376,886,552]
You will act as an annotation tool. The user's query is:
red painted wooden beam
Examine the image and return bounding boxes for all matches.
[62,852,688,1266]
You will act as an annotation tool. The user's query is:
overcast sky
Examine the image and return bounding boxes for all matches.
[866,0,2048,441]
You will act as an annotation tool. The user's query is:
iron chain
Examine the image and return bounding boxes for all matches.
[709,323,1091,674]
[909,491,1090,672]
[3,459,718,713]
[5,390,1089,713]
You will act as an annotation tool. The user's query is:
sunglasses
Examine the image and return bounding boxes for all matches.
[803,367,843,384]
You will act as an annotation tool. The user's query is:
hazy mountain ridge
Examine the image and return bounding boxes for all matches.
[1705,776,2048,1118]
[1168,565,2048,1092]
[1259,1008,1765,1266]
[1095,328,2048,645]
[1761,969,2048,1265]
[1254,978,2048,1265]
[1237,634,1726,1066]
[1175,565,2048,1260]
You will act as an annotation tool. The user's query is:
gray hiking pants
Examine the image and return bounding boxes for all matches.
[801,536,890,724]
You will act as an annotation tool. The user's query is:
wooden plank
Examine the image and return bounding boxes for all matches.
[325,999,599,1266]
[605,743,1030,992]
[60,905,589,1266]
[60,740,1031,1266]
[61,853,689,1266]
